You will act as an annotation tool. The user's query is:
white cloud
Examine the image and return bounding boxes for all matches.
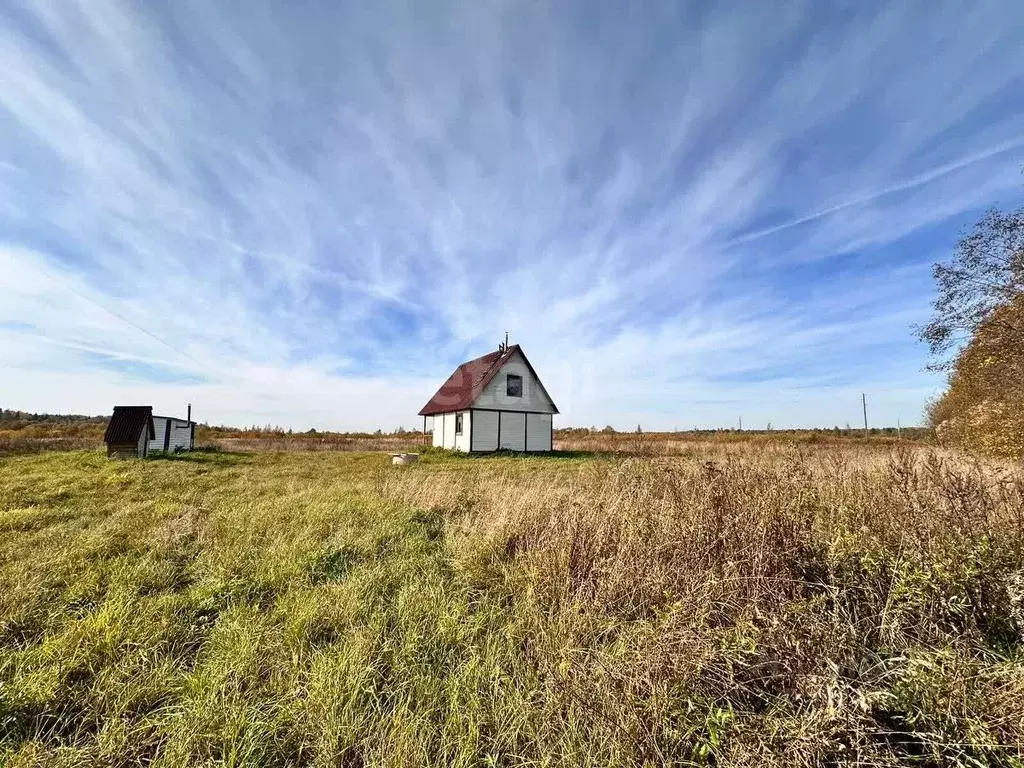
[2,0,1023,430]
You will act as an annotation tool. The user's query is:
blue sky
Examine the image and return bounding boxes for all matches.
[2,0,1023,431]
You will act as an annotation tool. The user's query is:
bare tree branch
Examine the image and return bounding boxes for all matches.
[916,206,1024,363]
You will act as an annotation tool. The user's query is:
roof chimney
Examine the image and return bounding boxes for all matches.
[187,403,192,424]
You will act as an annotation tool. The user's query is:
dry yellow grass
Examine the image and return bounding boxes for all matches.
[1,441,1022,766]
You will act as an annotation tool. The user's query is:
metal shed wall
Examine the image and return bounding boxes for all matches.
[150,417,194,453]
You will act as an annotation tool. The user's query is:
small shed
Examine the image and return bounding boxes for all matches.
[104,406,156,459]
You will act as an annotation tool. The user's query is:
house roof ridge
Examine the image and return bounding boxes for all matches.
[417,344,558,416]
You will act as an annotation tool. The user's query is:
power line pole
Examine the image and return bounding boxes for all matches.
[862,393,868,432]
[738,415,742,431]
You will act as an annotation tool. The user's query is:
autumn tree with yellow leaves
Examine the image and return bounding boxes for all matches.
[919,206,1024,458]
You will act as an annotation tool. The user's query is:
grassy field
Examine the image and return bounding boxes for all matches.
[1,442,1022,766]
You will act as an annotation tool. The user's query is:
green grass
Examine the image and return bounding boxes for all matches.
[1,447,1022,766]
[0,451,589,767]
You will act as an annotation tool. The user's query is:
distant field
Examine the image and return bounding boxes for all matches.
[0,414,931,458]
[1,443,1022,766]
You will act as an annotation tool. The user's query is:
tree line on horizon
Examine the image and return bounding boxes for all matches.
[1,408,928,445]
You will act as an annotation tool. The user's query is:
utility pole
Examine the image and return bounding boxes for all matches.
[862,393,868,432]
[897,416,901,439]
[738,415,742,431]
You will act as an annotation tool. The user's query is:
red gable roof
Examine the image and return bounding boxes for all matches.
[418,344,558,416]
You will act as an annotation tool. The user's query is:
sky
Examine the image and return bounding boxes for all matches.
[2,0,1024,431]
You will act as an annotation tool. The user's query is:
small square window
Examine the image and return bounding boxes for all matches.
[455,413,463,434]
[506,374,523,398]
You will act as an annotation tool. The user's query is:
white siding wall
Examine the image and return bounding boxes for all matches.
[454,410,471,452]
[473,350,556,413]
[443,412,457,449]
[431,412,471,451]
[472,410,499,451]
[150,417,194,452]
[151,418,168,451]
[526,413,552,452]
[498,411,526,451]
[429,410,549,452]
[168,420,193,451]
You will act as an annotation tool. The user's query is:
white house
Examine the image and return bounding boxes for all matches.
[419,343,558,452]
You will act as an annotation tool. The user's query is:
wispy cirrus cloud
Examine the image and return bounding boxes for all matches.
[2,0,1023,429]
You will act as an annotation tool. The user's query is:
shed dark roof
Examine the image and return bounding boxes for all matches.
[418,344,558,416]
[104,406,155,444]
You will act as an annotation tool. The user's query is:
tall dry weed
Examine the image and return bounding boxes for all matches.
[381,445,1024,765]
